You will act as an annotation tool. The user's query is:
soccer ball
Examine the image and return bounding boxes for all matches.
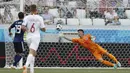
[56,24,62,31]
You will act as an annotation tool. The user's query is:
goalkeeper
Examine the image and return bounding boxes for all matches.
[60,29,121,69]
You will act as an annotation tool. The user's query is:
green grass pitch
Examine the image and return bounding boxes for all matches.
[0,68,130,73]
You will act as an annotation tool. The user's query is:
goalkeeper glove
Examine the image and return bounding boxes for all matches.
[91,36,96,42]
[59,33,65,38]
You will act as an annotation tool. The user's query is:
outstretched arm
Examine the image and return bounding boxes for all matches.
[63,36,72,41]
[59,33,72,41]
[59,33,79,43]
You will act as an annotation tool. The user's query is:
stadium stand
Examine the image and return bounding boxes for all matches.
[93,19,105,26]
[125,10,130,19]
[79,18,92,25]
[67,18,79,25]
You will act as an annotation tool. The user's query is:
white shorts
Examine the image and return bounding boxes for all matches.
[26,37,40,51]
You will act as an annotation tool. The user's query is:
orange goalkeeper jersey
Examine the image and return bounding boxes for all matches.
[72,34,100,53]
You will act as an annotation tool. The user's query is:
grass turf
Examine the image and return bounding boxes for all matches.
[0,68,130,73]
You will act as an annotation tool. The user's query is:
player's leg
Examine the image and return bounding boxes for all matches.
[23,37,39,73]
[12,42,23,68]
[24,49,36,68]
[29,49,36,73]
[22,38,31,73]
[98,45,121,67]
[93,51,115,67]
[30,60,34,73]
[29,38,40,73]
[23,49,34,73]
[104,52,121,67]
[23,49,36,73]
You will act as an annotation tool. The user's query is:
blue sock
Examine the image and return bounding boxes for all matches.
[13,55,22,66]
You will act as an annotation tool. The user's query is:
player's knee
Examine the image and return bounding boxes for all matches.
[106,53,114,57]
[105,52,110,55]
[29,49,37,56]
[97,58,103,62]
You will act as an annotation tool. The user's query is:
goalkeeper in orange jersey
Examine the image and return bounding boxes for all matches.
[59,29,121,69]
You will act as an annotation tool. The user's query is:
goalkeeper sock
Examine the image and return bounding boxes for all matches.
[30,56,35,73]
[25,54,33,67]
[107,53,118,64]
[101,60,114,67]
[13,54,22,66]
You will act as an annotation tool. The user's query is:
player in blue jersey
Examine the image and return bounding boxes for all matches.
[8,12,25,69]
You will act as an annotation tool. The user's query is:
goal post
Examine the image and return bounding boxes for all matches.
[20,0,25,12]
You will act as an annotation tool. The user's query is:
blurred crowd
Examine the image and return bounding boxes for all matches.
[0,0,130,25]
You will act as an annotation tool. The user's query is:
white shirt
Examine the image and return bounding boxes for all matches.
[22,14,45,38]
[104,11,118,21]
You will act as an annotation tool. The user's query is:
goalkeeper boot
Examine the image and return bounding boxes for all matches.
[113,64,117,69]
[117,62,121,67]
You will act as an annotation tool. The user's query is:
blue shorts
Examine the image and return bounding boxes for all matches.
[13,42,24,53]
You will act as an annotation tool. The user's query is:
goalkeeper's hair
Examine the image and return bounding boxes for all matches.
[30,4,37,12]
[78,29,84,33]
[18,12,24,19]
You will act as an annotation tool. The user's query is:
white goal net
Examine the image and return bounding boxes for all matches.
[1,0,130,68]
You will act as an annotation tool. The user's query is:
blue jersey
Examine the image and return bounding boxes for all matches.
[10,20,24,42]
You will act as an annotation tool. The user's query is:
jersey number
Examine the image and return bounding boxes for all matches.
[15,25,21,34]
[30,23,35,33]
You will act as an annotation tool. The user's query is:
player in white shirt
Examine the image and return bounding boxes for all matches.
[21,4,46,73]
[104,9,121,26]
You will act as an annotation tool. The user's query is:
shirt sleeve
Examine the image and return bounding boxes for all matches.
[87,34,91,39]
[40,17,45,28]
[72,38,79,43]
[10,22,15,28]
[22,16,28,26]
